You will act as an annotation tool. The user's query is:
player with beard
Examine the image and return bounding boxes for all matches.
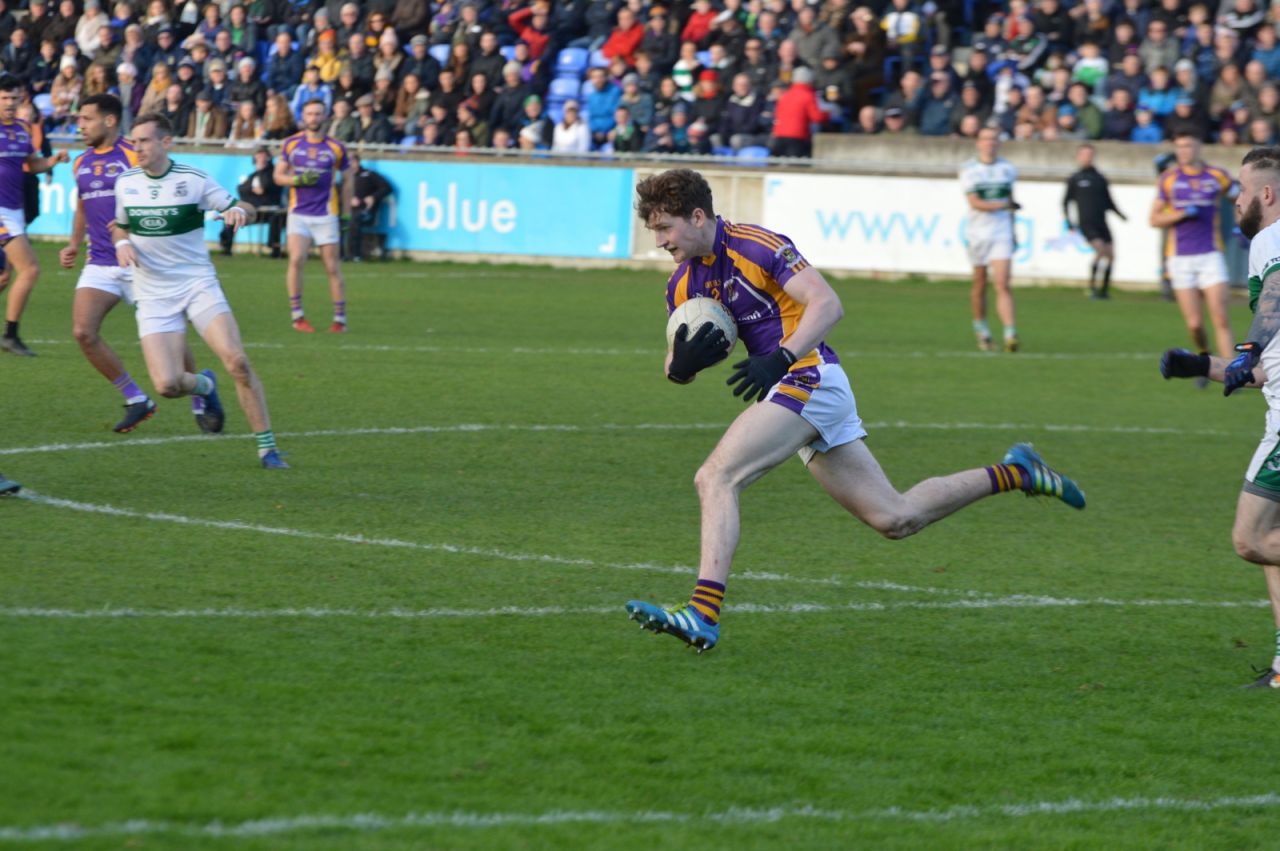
[274,99,353,333]
[61,94,216,433]
[1161,145,1280,687]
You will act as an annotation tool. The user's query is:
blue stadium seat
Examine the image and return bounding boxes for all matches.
[712,146,734,157]
[500,45,518,62]
[696,50,713,67]
[32,93,53,117]
[588,48,609,68]
[737,145,771,160]
[401,135,419,147]
[429,44,450,65]
[547,103,564,124]
[579,78,594,98]
[556,47,589,78]
[548,77,580,101]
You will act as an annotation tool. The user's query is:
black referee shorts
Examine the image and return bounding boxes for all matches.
[1079,221,1113,244]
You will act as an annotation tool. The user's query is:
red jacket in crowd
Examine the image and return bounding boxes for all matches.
[601,22,644,65]
[771,82,826,140]
[508,7,551,59]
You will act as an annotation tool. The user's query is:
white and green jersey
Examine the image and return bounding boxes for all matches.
[1249,219,1280,407]
[959,156,1017,241]
[114,160,237,293]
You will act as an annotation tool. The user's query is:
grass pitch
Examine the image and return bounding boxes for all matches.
[2,244,1278,848]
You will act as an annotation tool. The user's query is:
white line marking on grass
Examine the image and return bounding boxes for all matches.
[23,337,1158,360]
[1,595,1266,621]
[0,419,1250,458]
[3,793,1279,841]
[13,492,839,587]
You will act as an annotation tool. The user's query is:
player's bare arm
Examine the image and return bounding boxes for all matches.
[966,192,1014,213]
[60,199,86,269]
[27,149,68,174]
[110,222,138,267]
[1244,268,1280,351]
[273,156,295,187]
[777,267,844,357]
[1149,197,1192,228]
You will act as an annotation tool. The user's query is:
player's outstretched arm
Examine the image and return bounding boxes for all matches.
[27,149,68,175]
[1221,268,1280,395]
[1161,349,1268,388]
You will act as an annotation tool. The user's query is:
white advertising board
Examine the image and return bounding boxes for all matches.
[761,173,1177,284]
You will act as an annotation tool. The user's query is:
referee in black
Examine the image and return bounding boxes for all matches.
[1063,143,1127,299]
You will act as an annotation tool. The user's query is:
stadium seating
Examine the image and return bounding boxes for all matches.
[32,94,53,117]
[696,50,713,67]
[712,146,735,157]
[588,48,609,68]
[548,76,580,103]
[499,45,518,62]
[555,47,589,79]
[737,145,771,160]
[429,44,450,66]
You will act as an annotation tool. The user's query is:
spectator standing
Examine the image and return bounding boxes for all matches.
[346,152,392,261]
[770,66,824,156]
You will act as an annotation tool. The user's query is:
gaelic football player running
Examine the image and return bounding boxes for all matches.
[61,94,216,434]
[0,73,68,356]
[274,99,353,333]
[112,113,286,469]
[625,169,1086,653]
[1162,145,1280,687]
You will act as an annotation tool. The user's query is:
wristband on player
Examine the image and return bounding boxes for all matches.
[228,206,247,218]
[114,238,132,249]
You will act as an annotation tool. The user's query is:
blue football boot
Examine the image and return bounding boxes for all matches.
[1003,443,1086,510]
[196,368,225,434]
[0,471,20,495]
[625,600,719,653]
[261,449,290,469]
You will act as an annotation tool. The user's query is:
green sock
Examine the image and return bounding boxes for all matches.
[255,430,277,457]
[1272,629,1280,669]
[192,372,213,396]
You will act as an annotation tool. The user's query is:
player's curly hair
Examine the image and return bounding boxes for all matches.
[635,169,715,224]
[1243,146,1280,174]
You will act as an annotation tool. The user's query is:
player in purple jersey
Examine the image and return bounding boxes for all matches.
[624,169,1087,653]
[60,94,215,434]
[0,73,69,356]
[1149,132,1238,364]
[273,99,353,333]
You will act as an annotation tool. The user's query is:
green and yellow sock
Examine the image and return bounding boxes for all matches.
[688,579,725,626]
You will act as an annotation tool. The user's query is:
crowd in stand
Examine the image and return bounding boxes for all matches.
[1,0,1279,156]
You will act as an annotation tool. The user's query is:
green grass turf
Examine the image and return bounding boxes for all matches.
[2,243,1278,848]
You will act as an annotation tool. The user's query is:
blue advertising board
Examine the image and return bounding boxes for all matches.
[29,150,634,260]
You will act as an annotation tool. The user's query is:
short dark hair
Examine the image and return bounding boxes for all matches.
[1242,145,1280,173]
[1173,130,1201,141]
[635,168,715,224]
[80,92,123,122]
[303,97,327,110]
[132,111,173,137]
[0,73,21,93]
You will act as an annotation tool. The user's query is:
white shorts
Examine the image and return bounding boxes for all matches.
[1168,252,1228,290]
[761,362,867,465]
[967,233,1013,267]
[135,277,231,337]
[76,264,134,303]
[0,206,26,238]
[287,213,340,246]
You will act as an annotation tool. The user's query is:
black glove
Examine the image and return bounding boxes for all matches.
[1159,348,1209,379]
[726,346,797,403]
[1224,342,1263,396]
[667,322,729,384]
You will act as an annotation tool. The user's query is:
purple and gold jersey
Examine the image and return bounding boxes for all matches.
[1157,164,1236,256]
[74,138,138,267]
[280,132,348,216]
[0,118,34,211]
[666,218,838,406]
